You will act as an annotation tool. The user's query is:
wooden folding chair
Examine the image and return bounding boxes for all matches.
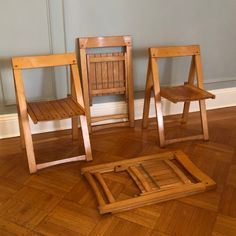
[81,150,216,214]
[142,45,215,147]
[12,53,92,173]
[77,35,134,132]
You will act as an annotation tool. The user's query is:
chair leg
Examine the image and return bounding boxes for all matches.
[154,97,165,147]
[70,72,79,140]
[79,115,93,161]
[72,117,79,140]
[21,113,37,173]
[199,100,209,140]
[150,57,165,147]
[82,80,92,133]
[18,112,26,148]
[142,73,153,128]
[181,101,190,124]
[128,93,135,128]
[15,95,25,148]
[85,105,92,133]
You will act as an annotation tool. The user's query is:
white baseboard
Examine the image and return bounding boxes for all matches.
[0,87,236,139]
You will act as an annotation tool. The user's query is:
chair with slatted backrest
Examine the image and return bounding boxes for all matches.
[12,53,92,173]
[77,35,134,132]
[142,45,215,147]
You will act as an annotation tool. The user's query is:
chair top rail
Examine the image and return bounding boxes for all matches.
[150,45,200,58]
[12,53,76,69]
[78,35,132,49]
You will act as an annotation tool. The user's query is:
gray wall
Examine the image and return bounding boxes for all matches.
[0,0,236,114]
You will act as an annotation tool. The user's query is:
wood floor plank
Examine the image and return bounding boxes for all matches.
[0,177,23,206]
[178,187,222,212]
[0,106,235,235]
[154,201,217,235]
[89,216,152,236]
[218,186,236,218]
[116,204,163,229]
[24,168,80,197]
[150,230,170,236]
[226,165,236,187]
[212,214,236,236]
[0,217,31,235]
[64,179,98,208]
[35,200,100,236]
[0,186,61,229]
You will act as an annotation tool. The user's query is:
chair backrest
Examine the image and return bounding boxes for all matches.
[149,45,200,58]
[78,36,132,98]
[12,53,77,69]
[12,53,85,109]
[148,45,204,89]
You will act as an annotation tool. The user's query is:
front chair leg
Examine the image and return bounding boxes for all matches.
[181,101,191,124]
[199,100,209,140]
[72,117,79,140]
[142,62,153,129]
[79,115,93,161]
[21,113,37,173]
[154,97,165,147]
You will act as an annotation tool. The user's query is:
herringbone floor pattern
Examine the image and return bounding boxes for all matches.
[0,106,236,235]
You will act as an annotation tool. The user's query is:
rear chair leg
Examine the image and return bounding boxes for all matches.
[80,115,93,161]
[155,97,165,147]
[72,117,79,140]
[199,100,209,140]
[21,113,37,173]
[142,69,153,128]
[181,101,190,124]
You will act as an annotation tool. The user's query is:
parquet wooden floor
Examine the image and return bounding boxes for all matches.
[0,106,236,236]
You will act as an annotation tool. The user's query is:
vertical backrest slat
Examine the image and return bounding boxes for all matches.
[113,52,119,89]
[118,52,125,91]
[95,54,102,90]
[107,53,113,89]
[101,54,108,91]
[86,52,126,95]
[87,54,96,90]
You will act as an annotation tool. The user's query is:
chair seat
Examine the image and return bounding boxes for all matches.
[27,97,85,123]
[160,84,215,103]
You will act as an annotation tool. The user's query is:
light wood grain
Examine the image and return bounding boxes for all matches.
[12,53,92,173]
[0,107,235,235]
[78,35,132,48]
[12,53,76,69]
[12,69,37,173]
[82,150,216,214]
[150,45,200,58]
[78,35,134,131]
[142,45,215,147]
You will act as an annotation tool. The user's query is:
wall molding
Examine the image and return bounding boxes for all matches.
[0,87,236,139]
[203,76,236,85]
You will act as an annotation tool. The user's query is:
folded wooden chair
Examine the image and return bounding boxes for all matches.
[77,35,134,132]
[12,53,92,173]
[142,45,215,147]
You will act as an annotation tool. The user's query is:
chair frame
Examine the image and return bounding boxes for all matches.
[142,45,215,147]
[77,35,135,132]
[12,53,92,173]
[81,150,216,214]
